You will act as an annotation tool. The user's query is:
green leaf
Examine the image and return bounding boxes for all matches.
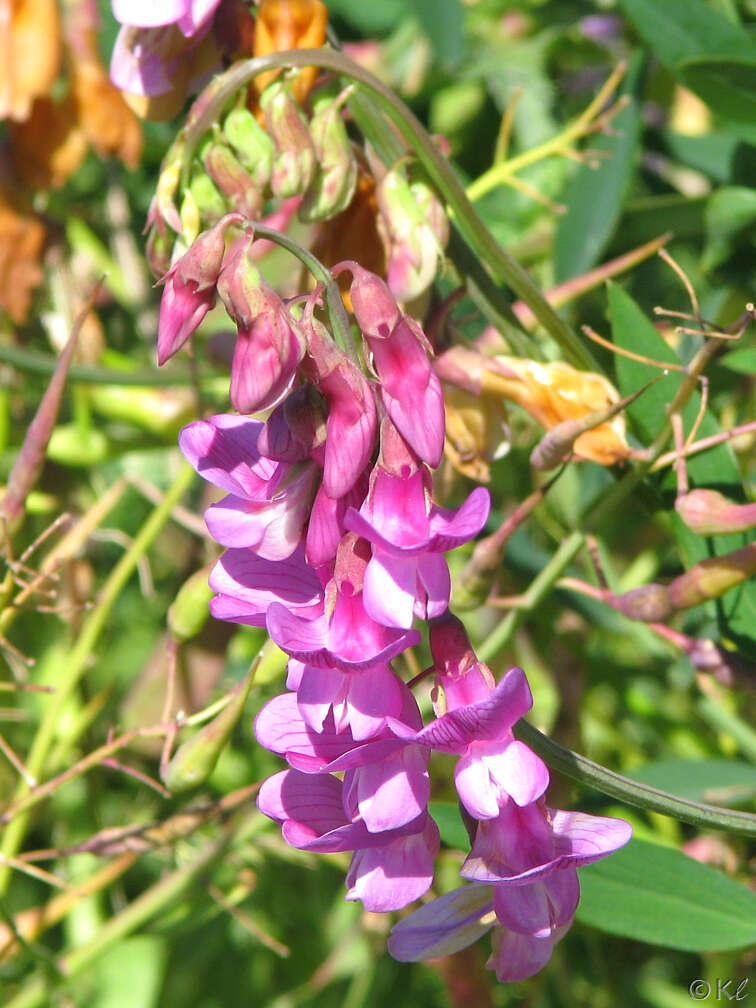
[659,130,756,186]
[406,0,464,70]
[629,758,756,806]
[680,56,756,126]
[720,347,756,374]
[554,54,643,283]
[428,801,470,850]
[617,0,754,70]
[577,838,756,951]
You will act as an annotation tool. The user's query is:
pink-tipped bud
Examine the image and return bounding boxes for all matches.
[340,261,402,340]
[428,612,495,711]
[204,141,263,220]
[676,489,756,536]
[218,232,305,413]
[260,79,316,199]
[157,213,241,366]
[376,168,448,302]
[299,85,358,223]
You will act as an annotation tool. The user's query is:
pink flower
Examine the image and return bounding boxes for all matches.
[340,264,445,467]
[179,415,318,560]
[344,422,490,628]
[218,233,305,413]
[258,770,439,911]
[208,546,323,627]
[112,0,221,35]
[157,215,239,365]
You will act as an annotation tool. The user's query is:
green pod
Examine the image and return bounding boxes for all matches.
[167,567,214,641]
[260,81,316,199]
[223,106,275,191]
[162,667,256,793]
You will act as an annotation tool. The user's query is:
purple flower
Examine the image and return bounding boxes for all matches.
[258,769,439,911]
[208,546,323,627]
[266,534,420,672]
[112,0,221,34]
[179,415,318,561]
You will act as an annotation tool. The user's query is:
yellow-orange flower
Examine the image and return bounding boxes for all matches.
[0,185,45,323]
[0,0,61,122]
[253,0,328,101]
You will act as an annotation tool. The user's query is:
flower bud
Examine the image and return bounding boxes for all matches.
[203,140,263,219]
[162,671,254,792]
[157,213,240,365]
[186,171,227,232]
[167,566,214,641]
[676,489,756,536]
[612,584,674,622]
[222,105,275,190]
[299,86,358,223]
[667,544,756,611]
[260,80,317,198]
[376,168,448,302]
[217,233,305,412]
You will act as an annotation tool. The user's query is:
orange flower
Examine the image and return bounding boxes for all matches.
[8,93,88,190]
[253,0,328,101]
[70,52,143,168]
[0,184,45,323]
[0,0,61,122]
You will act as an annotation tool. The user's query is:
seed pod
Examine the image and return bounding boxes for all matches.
[162,666,256,793]
[168,567,214,641]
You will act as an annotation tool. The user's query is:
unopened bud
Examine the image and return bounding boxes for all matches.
[299,86,358,222]
[162,668,255,792]
[167,567,214,640]
[676,489,756,536]
[260,80,316,198]
[204,141,263,219]
[376,168,448,302]
[185,172,227,235]
[667,544,756,611]
[222,105,275,190]
[613,584,674,622]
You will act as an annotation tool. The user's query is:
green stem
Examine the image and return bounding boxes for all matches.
[478,531,585,662]
[0,343,202,386]
[5,838,225,1008]
[251,224,360,365]
[0,463,195,894]
[515,720,756,836]
[180,49,595,370]
[466,62,627,203]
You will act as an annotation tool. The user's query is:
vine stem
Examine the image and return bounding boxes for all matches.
[515,719,756,837]
[0,463,195,894]
[466,62,628,203]
[251,224,360,365]
[180,48,595,370]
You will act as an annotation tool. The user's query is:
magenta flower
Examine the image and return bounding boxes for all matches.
[208,546,323,627]
[341,265,445,467]
[157,215,239,365]
[303,310,378,499]
[179,415,318,560]
[257,769,439,911]
[305,478,367,570]
[266,534,420,672]
[345,432,490,628]
[218,233,306,413]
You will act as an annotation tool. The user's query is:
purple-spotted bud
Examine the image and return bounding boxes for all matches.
[157,213,241,366]
[222,105,275,191]
[260,79,316,199]
[676,489,756,536]
[217,232,305,412]
[299,85,358,223]
[203,141,263,219]
[376,168,448,302]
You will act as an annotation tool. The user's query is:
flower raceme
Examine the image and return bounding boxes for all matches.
[166,242,631,984]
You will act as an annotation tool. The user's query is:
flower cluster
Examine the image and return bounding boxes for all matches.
[159,220,632,980]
